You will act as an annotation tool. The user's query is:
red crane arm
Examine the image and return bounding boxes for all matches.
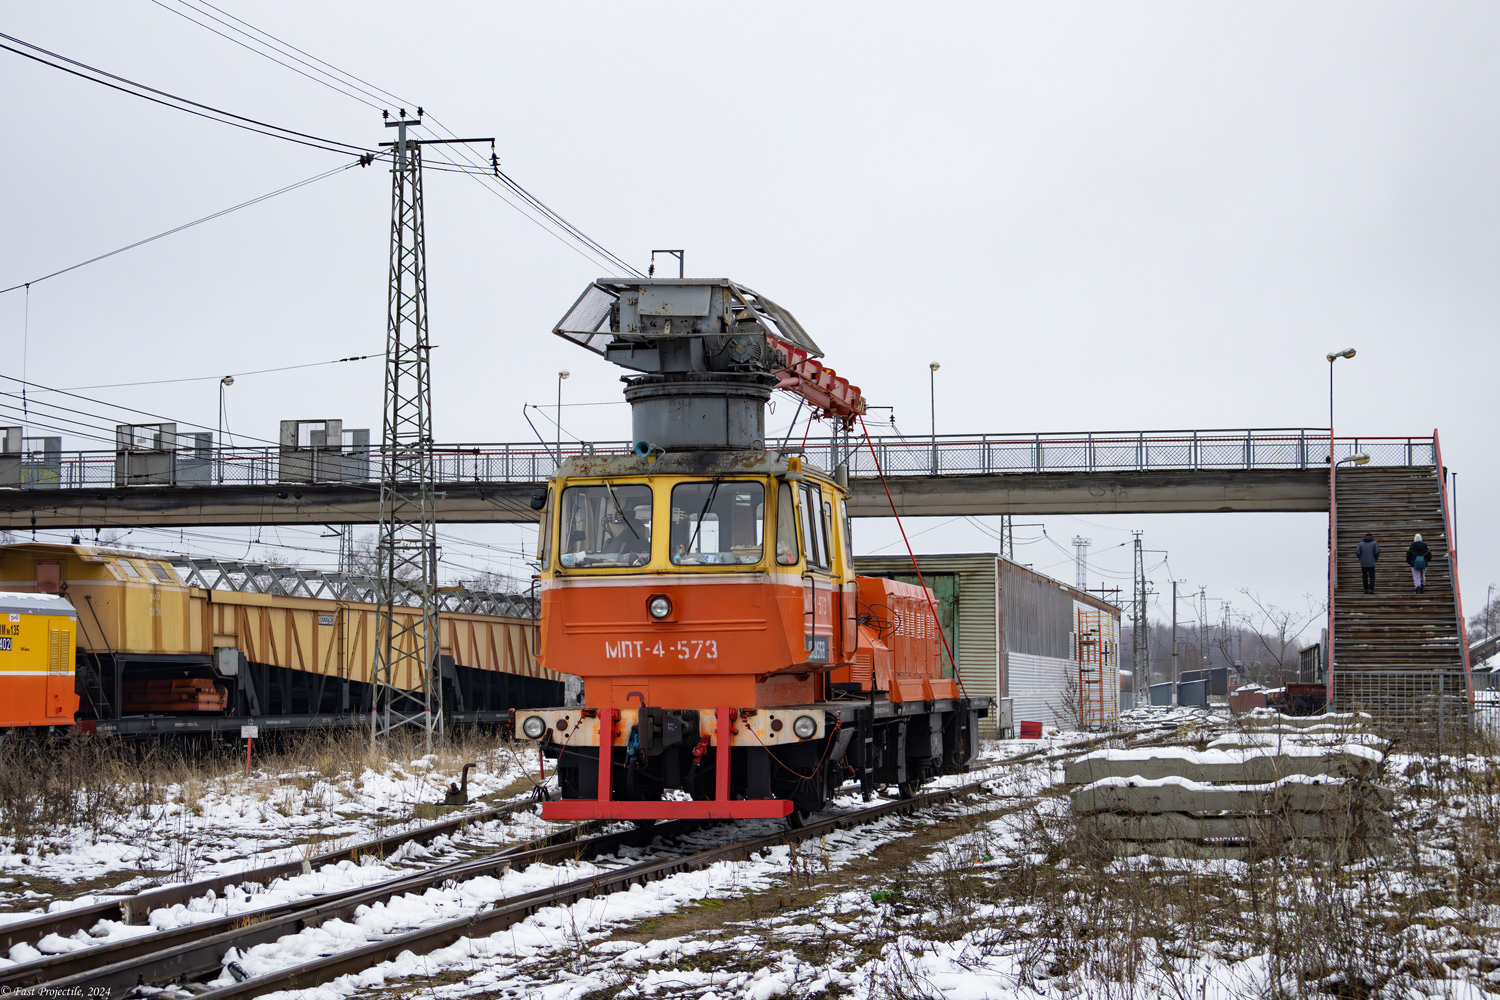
[770,337,867,429]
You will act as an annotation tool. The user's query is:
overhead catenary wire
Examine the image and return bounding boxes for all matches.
[0,374,286,448]
[0,161,366,296]
[60,355,376,391]
[185,0,411,109]
[0,31,369,156]
[146,0,384,111]
[0,405,123,448]
[114,0,647,277]
[0,386,252,448]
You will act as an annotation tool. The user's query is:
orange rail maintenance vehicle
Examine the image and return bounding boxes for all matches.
[516,279,987,825]
[0,592,80,729]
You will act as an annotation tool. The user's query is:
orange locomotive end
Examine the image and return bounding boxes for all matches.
[0,593,81,728]
[521,452,984,824]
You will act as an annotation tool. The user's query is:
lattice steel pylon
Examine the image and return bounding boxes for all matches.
[1071,535,1091,590]
[1131,531,1149,684]
[372,116,441,751]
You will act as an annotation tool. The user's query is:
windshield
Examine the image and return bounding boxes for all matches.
[558,484,653,568]
[670,481,765,566]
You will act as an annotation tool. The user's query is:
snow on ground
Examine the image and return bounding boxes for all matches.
[0,736,551,925]
[211,711,1500,1000]
[7,711,1498,998]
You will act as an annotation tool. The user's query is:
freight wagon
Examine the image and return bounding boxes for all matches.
[0,544,561,736]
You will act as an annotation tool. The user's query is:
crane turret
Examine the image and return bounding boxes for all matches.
[553,278,865,454]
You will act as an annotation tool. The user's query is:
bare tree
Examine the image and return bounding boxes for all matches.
[1236,589,1325,687]
[457,566,528,595]
[1467,585,1499,644]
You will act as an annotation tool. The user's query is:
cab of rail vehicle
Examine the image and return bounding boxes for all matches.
[0,592,80,728]
[535,450,859,712]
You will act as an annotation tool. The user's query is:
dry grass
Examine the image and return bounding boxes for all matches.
[848,723,1500,998]
[0,725,520,861]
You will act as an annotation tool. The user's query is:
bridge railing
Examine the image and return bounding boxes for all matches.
[824,430,1434,477]
[0,430,1435,489]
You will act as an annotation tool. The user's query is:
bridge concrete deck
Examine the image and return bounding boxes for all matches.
[0,468,1331,529]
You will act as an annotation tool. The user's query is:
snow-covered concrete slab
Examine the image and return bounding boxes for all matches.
[1065,744,1381,784]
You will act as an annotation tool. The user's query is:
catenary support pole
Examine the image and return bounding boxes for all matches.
[1171,579,1179,706]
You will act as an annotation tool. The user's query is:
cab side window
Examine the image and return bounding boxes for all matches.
[538,489,553,568]
[822,500,837,573]
[776,482,799,566]
[838,498,854,570]
[801,483,828,571]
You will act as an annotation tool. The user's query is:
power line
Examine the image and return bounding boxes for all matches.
[146,0,384,110]
[59,354,376,391]
[0,161,366,296]
[0,374,284,448]
[0,30,368,155]
[189,0,411,108]
[864,517,965,553]
[125,2,644,277]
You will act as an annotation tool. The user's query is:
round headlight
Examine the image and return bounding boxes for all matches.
[648,595,672,619]
[792,714,818,739]
[521,715,547,740]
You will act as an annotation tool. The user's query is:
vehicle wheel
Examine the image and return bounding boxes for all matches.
[786,807,813,830]
[630,818,658,830]
[898,780,920,800]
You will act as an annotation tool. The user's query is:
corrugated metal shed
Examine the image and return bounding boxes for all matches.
[1000,559,1121,729]
[852,553,1000,735]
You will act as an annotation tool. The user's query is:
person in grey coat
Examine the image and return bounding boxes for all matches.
[1355,532,1379,593]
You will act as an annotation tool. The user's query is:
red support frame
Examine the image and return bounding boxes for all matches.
[542,705,794,821]
[1433,431,1474,704]
[1326,428,1338,705]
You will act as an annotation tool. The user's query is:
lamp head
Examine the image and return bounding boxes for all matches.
[220,375,235,387]
[1336,452,1371,466]
[559,370,570,380]
[1325,348,1356,362]
[929,362,940,372]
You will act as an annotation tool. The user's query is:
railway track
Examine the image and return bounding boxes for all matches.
[0,792,552,961]
[23,779,1009,999]
[21,817,684,998]
[9,730,1170,998]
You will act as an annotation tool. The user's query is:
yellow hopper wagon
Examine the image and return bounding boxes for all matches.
[0,543,563,738]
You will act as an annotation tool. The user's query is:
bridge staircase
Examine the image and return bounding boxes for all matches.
[1330,463,1470,727]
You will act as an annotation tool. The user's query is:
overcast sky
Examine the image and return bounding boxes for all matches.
[3,3,1497,639]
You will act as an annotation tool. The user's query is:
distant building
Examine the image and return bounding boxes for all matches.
[853,553,1122,735]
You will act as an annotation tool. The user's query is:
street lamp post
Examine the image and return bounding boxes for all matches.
[929,362,940,473]
[217,375,234,484]
[1324,348,1356,688]
[1325,347,1356,456]
[556,370,570,464]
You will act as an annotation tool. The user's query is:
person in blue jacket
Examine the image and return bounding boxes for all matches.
[1355,533,1379,593]
[1406,534,1432,594]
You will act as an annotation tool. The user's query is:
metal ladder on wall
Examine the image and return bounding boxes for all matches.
[1076,607,1113,731]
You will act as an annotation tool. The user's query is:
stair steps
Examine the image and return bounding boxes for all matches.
[1330,465,1468,724]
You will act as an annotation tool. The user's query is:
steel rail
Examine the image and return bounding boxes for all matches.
[0,795,542,956]
[30,733,1161,998]
[192,786,974,1000]
[37,818,694,998]
[48,783,978,999]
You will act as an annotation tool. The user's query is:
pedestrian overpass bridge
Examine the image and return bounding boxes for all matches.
[0,424,1473,724]
[0,427,1433,529]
